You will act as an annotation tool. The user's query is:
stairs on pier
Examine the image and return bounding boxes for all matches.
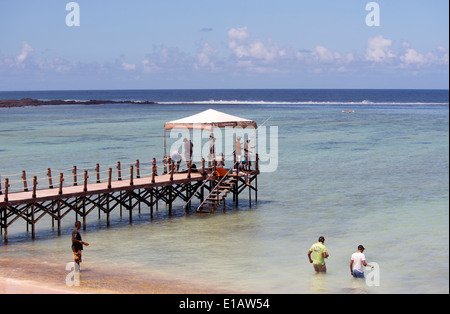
[196,175,237,214]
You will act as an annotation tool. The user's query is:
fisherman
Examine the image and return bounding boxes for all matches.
[183,138,193,162]
[350,245,374,278]
[72,221,89,268]
[308,236,329,273]
[235,136,242,160]
[209,135,216,162]
[244,139,252,171]
[171,151,182,172]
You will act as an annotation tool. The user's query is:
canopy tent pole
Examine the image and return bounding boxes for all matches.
[164,129,167,160]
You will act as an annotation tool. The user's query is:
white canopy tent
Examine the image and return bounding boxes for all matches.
[163,109,257,159]
[164,109,257,131]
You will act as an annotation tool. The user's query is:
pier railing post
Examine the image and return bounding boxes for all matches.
[117,162,122,181]
[136,160,140,179]
[202,158,206,175]
[130,165,134,186]
[58,173,64,195]
[108,168,112,189]
[73,166,77,186]
[32,176,37,198]
[84,171,89,192]
[47,168,53,189]
[4,178,9,202]
[22,170,28,192]
[188,160,192,179]
[152,158,156,184]
[163,156,167,174]
[96,164,100,183]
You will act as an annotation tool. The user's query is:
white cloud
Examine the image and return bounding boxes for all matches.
[15,41,34,67]
[400,48,426,65]
[195,42,217,71]
[227,27,288,63]
[228,26,250,42]
[312,45,341,63]
[365,35,396,62]
[39,58,71,72]
[121,62,136,71]
[399,43,449,67]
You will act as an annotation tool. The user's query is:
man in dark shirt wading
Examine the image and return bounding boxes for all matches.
[72,221,89,268]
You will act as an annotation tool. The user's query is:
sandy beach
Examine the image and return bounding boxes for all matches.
[0,277,86,294]
[0,255,232,294]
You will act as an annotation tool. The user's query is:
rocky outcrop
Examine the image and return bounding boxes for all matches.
[0,98,158,108]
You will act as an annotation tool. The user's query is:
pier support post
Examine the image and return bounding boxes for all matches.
[82,197,87,231]
[31,204,35,240]
[168,186,173,216]
[249,180,252,208]
[106,194,111,227]
[235,177,239,207]
[1,207,7,243]
[129,191,133,224]
[149,188,154,219]
[57,200,62,236]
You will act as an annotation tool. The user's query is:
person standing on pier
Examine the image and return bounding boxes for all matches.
[72,221,89,267]
[235,136,242,160]
[183,138,194,162]
[244,139,253,170]
[209,135,216,162]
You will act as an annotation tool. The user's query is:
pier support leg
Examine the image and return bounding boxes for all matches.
[168,186,173,216]
[106,194,110,227]
[57,200,62,236]
[235,178,239,207]
[82,197,86,231]
[31,204,35,240]
[185,183,191,214]
[1,207,6,243]
[249,182,252,208]
[150,188,154,219]
[255,175,258,203]
[138,189,141,214]
[129,192,133,224]
[119,192,123,217]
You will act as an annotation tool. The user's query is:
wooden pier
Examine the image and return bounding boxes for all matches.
[1,108,262,243]
[0,157,259,243]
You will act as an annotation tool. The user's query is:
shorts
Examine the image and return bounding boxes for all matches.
[353,269,364,278]
[73,250,82,265]
[313,263,327,273]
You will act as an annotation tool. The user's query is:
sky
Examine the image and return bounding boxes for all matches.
[0,0,448,90]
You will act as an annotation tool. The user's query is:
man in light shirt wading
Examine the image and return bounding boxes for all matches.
[308,236,329,273]
[350,245,374,278]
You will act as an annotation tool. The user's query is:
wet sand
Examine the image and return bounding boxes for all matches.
[0,256,231,294]
[0,277,84,294]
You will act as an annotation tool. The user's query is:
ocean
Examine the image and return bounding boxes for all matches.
[0,89,449,294]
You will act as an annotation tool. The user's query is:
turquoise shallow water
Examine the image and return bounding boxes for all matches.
[0,90,449,293]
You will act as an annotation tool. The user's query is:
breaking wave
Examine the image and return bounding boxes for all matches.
[158,99,449,106]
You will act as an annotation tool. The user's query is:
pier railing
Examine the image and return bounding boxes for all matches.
[0,154,251,202]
